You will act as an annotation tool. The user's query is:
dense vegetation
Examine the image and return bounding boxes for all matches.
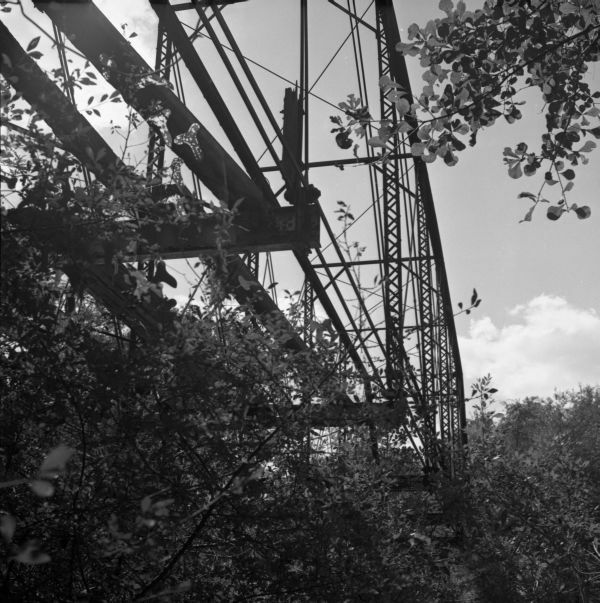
[2,1,599,599]
[465,386,600,602]
[0,149,598,598]
[1,229,598,601]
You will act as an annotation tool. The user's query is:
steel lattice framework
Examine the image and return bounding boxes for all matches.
[1,0,466,475]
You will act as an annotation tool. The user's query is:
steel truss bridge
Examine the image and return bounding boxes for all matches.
[1,0,466,476]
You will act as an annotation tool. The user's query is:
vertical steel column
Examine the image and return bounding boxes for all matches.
[146,21,173,185]
[437,287,455,472]
[243,252,259,279]
[300,0,314,341]
[415,185,438,462]
[375,0,464,469]
[374,5,405,409]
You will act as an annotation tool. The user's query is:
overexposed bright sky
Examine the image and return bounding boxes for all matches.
[3,0,599,401]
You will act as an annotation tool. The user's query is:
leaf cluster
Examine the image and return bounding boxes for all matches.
[333,0,599,221]
[464,386,600,601]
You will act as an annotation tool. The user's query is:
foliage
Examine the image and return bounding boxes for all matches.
[334,0,599,221]
[464,386,600,602]
[0,195,456,599]
[2,28,599,602]
[0,63,459,601]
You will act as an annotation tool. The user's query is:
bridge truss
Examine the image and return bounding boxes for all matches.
[1,0,466,475]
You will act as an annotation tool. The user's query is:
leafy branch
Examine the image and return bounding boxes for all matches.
[331,0,599,221]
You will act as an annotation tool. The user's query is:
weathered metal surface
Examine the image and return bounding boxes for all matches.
[5,1,466,458]
[375,0,466,470]
[33,0,283,219]
[0,22,305,350]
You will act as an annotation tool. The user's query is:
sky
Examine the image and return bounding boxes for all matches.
[3,0,599,403]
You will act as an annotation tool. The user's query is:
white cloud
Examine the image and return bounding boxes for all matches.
[459,295,600,400]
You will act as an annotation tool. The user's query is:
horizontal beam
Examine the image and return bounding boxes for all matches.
[260,154,412,172]
[10,204,319,258]
[311,256,435,269]
[139,206,319,257]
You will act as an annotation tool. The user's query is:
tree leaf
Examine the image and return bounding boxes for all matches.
[508,162,522,179]
[141,496,152,513]
[367,136,386,148]
[519,206,535,223]
[578,140,596,153]
[559,1,578,14]
[561,169,575,180]
[518,192,537,201]
[335,132,352,149]
[395,98,411,116]
[30,480,55,497]
[27,37,40,51]
[0,514,16,543]
[574,205,591,219]
[13,541,51,565]
[470,288,478,305]
[547,205,564,220]
[396,42,420,57]
[439,0,454,14]
[411,142,427,156]
[40,444,75,476]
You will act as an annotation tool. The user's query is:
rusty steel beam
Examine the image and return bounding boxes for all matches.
[3,3,415,431]
[32,0,276,219]
[0,22,305,349]
[37,0,374,389]
[0,21,173,340]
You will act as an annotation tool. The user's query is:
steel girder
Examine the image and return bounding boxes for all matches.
[145,0,466,470]
[375,0,466,470]
[17,0,466,471]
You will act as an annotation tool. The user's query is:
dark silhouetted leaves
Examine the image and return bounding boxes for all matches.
[518,192,537,201]
[574,205,591,219]
[547,205,565,220]
[334,0,599,221]
[26,37,40,51]
[335,132,352,150]
[0,514,16,543]
[508,162,523,179]
[520,206,535,223]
